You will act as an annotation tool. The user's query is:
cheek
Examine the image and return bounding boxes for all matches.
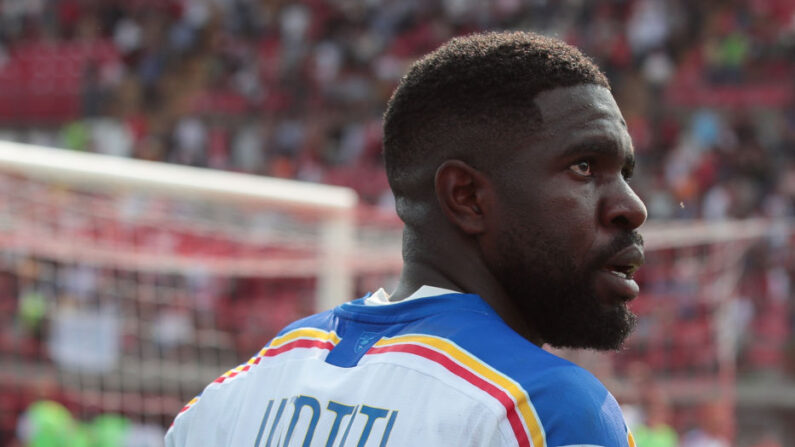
[495,179,598,259]
[544,191,599,260]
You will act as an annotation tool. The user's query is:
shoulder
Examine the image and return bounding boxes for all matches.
[416,316,632,447]
[277,308,338,335]
[529,364,630,447]
[486,335,630,446]
[167,308,340,443]
[490,345,630,447]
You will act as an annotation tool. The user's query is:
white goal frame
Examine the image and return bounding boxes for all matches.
[0,140,359,311]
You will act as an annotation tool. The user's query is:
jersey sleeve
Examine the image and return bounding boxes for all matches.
[164,379,252,447]
[164,346,269,446]
[530,367,632,447]
[164,392,220,447]
[164,404,190,447]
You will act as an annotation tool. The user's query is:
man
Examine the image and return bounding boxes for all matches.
[167,31,646,447]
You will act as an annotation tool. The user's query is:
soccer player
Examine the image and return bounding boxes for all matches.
[167,31,647,447]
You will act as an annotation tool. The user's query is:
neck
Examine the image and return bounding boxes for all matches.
[391,226,544,346]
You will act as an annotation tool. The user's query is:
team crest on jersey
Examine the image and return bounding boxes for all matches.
[354,332,380,353]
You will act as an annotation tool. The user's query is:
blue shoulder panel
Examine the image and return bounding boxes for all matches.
[378,294,631,447]
[273,293,630,446]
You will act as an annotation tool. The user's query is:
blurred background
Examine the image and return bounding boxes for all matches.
[0,0,793,446]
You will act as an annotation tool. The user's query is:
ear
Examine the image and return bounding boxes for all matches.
[434,160,493,235]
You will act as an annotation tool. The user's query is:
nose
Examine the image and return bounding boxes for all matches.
[602,181,647,230]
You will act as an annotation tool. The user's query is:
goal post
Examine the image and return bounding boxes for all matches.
[0,140,358,311]
[0,140,369,434]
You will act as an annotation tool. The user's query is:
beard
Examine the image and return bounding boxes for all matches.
[492,228,639,351]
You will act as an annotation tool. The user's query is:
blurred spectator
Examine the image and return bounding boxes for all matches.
[632,388,678,447]
[47,304,121,374]
[16,400,89,447]
[17,401,164,447]
[681,401,733,447]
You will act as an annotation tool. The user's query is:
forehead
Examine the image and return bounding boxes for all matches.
[529,84,630,152]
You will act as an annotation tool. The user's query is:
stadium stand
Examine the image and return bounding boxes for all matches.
[0,0,793,445]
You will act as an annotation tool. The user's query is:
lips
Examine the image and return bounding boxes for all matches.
[595,244,645,302]
[603,244,644,279]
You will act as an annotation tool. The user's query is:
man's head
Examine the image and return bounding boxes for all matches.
[383,31,610,223]
[383,32,647,350]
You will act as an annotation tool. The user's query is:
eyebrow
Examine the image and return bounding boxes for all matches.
[561,138,636,174]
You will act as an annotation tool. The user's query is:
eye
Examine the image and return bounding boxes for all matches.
[570,160,593,177]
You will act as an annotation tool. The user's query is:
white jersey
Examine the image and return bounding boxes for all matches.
[166,291,634,447]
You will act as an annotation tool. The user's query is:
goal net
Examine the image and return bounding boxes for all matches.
[0,141,402,443]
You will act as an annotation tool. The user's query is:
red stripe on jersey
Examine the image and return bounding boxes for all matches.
[213,339,333,384]
[173,331,339,429]
[368,343,531,447]
[263,338,336,357]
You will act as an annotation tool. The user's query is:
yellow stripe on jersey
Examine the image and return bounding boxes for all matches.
[175,327,342,423]
[374,334,546,447]
[260,327,342,355]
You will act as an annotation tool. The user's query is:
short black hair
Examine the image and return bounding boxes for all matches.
[383,31,610,222]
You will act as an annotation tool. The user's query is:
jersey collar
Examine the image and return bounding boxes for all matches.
[364,285,462,306]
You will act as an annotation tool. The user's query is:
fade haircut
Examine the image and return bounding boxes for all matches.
[383,31,610,225]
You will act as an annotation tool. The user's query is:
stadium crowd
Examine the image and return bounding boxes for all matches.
[0,0,794,446]
[0,0,793,216]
